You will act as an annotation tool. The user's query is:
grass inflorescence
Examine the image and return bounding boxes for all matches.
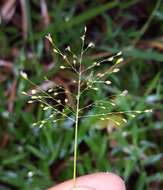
[20,27,152,189]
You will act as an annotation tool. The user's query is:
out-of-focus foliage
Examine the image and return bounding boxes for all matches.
[0,0,162,190]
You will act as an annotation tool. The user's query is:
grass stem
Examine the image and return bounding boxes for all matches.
[73,32,85,187]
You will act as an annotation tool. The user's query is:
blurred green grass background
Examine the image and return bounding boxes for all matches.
[0,0,163,190]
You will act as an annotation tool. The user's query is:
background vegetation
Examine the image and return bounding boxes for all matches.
[0,0,163,190]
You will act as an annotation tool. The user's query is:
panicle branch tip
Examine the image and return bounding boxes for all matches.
[20,71,28,79]
[45,33,53,44]
[88,42,95,48]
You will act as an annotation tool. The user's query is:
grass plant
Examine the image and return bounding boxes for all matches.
[0,1,162,190]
